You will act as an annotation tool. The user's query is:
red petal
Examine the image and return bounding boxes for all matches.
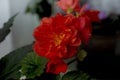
[84,10,100,22]
[63,46,78,59]
[46,59,67,74]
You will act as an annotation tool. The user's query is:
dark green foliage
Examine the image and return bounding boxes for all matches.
[34,73,60,80]
[62,71,95,80]
[0,14,17,43]
[0,44,33,80]
[21,52,49,79]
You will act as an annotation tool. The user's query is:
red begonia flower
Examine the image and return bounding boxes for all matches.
[46,59,67,74]
[75,4,100,44]
[33,14,81,60]
[56,0,80,12]
[33,0,100,75]
[33,13,82,74]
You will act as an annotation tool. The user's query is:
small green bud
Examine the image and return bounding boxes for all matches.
[77,49,87,61]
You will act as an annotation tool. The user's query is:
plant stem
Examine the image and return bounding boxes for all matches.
[67,58,77,65]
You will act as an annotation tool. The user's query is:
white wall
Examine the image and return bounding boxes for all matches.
[9,0,39,49]
[0,0,13,58]
[0,0,56,58]
[88,0,120,15]
[0,0,39,58]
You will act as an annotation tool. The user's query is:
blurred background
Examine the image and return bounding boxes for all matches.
[0,0,37,58]
[0,0,120,79]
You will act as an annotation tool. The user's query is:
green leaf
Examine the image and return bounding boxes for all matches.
[0,44,33,80]
[56,74,61,80]
[21,52,49,79]
[50,74,61,80]
[0,14,17,43]
[62,71,95,80]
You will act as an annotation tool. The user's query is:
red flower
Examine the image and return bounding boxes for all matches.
[33,13,81,74]
[46,59,67,74]
[73,4,100,44]
[33,0,100,75]
[56,0,80,13]
[34,14,81,59]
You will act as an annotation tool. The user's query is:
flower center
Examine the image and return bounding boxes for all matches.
[53,33,65,46]
[67,7,73,14]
